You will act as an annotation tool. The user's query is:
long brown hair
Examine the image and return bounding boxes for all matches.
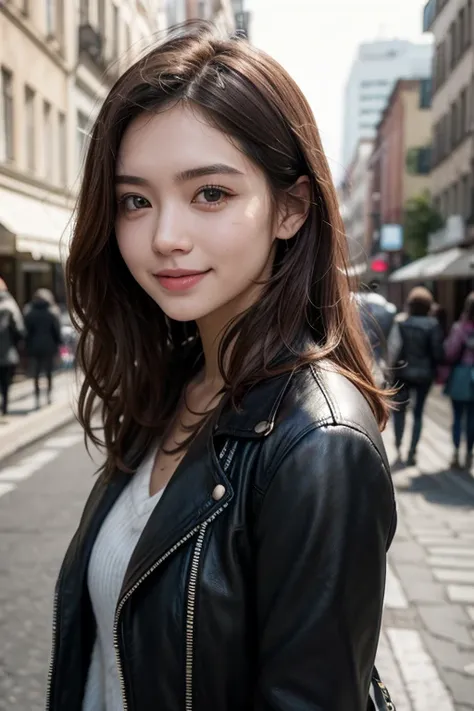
[67,22,390,477]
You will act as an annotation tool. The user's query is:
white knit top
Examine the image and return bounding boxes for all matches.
[82,446,164,711]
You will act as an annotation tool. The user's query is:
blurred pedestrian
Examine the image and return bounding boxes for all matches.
[24,288,62,409]
[388,286,444,465]
[444,291,474,469]
[47,24,397,711]
[0,278,25,419]
[355,281,397,386]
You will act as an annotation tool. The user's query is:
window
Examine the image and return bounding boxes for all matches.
[461,88,467,137]
[419,78,432,109]
[57,0,65,47]
[77,111,89,170]
[98,0,106,39]
[58,112,67,185]
[452,182,458,215]
[450,22,457,68]
[468,1,473,48]
[80,0,89,24]
[198,0,206,18]
[112,4,119,58]
[463,175,470,218]
[22,0,29,15]
[451,102,458,147]
[43,100,53,181]
[1,67,14,161]
[125,22,131,53]
[46,0,56,37]
[24,86,35,172]
[459,8,466,53]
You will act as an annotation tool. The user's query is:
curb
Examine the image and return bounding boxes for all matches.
[0,398,79,463]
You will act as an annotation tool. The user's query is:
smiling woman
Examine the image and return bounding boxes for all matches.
[48,21,397,711]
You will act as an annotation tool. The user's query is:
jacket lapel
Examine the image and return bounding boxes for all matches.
[119,429,234,599]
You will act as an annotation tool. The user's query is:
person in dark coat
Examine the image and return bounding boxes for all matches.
[24,288,62,408]
[0,278,25,418]
[387,286,445,465]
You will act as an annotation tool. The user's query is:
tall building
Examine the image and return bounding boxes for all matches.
[0,0,166,306]
[341,39,433,171]
[166,0,235,31]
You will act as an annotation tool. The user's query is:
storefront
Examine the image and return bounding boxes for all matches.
[0,187,72,307]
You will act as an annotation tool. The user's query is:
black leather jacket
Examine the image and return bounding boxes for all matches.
[395,315,444,385]
[47,365,397,711]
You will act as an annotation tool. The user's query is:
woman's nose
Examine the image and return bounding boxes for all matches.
[151,213,193,255]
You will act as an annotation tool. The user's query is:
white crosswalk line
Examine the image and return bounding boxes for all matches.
[0,450,58,482]
[44,434,82,448]
[447,585,474,604]
[428,556,474,569]
[375,631,411,711]
[433,568,474,584]
[427,547,474,557]
[384,562,409,609]
[387,628,455,711]
[0,482,15,499]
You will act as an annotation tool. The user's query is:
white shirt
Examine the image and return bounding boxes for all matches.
[82,446,164,710]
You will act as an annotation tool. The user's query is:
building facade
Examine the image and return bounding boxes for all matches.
[425,0,474,222]
[341,39,433,172]
[0,0,166,306]
[340,139,374,276]
[368,79,433,296]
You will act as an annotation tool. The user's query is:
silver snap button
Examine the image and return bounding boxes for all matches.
[212,484,226,501]
[254,420,272,435]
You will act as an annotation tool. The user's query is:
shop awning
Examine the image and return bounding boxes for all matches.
[0,187,73,262]
[389,247,466,282]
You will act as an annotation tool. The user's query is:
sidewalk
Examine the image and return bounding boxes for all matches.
[0,370,80,462]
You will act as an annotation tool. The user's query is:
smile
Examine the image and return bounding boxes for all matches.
[153,270,211,292]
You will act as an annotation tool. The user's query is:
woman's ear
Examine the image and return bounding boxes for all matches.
[275,176,311,241]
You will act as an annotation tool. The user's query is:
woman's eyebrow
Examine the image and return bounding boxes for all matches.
[174,164,244,182]
[115,164,244,187]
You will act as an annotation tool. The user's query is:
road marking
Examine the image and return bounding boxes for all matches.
[375,630,411,711]
[387,628,455,711]
[0,482,15,499]
[384,562,409,609]
[428,556,474,569]
[0,450,58,482]
[433,569,474,584]
[417,536,472,546]
[427,547,474,557]
[447,585,474,604]
[44,434,82,448]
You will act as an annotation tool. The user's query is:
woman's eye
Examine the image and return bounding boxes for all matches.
[194,186,229,206]
[120,195,151,211]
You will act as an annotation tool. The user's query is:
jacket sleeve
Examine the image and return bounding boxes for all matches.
[431,324,445,365]
[444,323,464,364]
[254,425,395,711]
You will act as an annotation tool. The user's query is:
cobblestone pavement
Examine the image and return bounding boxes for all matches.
[0,393,473,710]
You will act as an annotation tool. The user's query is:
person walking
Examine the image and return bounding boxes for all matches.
[356,281,397,387]
[24,288,62,409]
[46,24,397,711]
[0,278,25,419]
[388,286,444,465]
[444,292,474,469]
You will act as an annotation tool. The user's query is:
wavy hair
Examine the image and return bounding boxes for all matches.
[67,22,390,476]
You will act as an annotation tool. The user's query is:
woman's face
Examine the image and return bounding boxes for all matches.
[115,104,279,326]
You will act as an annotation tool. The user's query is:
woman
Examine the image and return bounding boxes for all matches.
[388,287,444,466]
[444,292,474,469]
[24,288,62,408]
[47,24,397,711]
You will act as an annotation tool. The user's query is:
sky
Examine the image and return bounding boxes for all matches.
[247,0,431,182]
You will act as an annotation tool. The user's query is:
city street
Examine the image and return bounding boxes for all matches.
[0,389,473,710]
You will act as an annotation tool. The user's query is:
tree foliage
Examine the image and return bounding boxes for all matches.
[403,191,444,260]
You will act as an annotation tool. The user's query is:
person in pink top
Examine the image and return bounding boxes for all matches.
[444,292,474,469]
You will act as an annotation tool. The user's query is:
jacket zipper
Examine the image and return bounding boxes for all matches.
[113,439,236,711]
[44,574,62,711]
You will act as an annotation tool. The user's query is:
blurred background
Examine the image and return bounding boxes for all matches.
[0,1,473,711]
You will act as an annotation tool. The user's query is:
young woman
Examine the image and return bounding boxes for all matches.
[444,292,474,469]
[388,287,444,466]
[47,23,397,711]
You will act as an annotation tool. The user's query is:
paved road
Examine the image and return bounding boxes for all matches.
[0,415,473,710]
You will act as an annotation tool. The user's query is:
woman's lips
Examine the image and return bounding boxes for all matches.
[154,270,210,292]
